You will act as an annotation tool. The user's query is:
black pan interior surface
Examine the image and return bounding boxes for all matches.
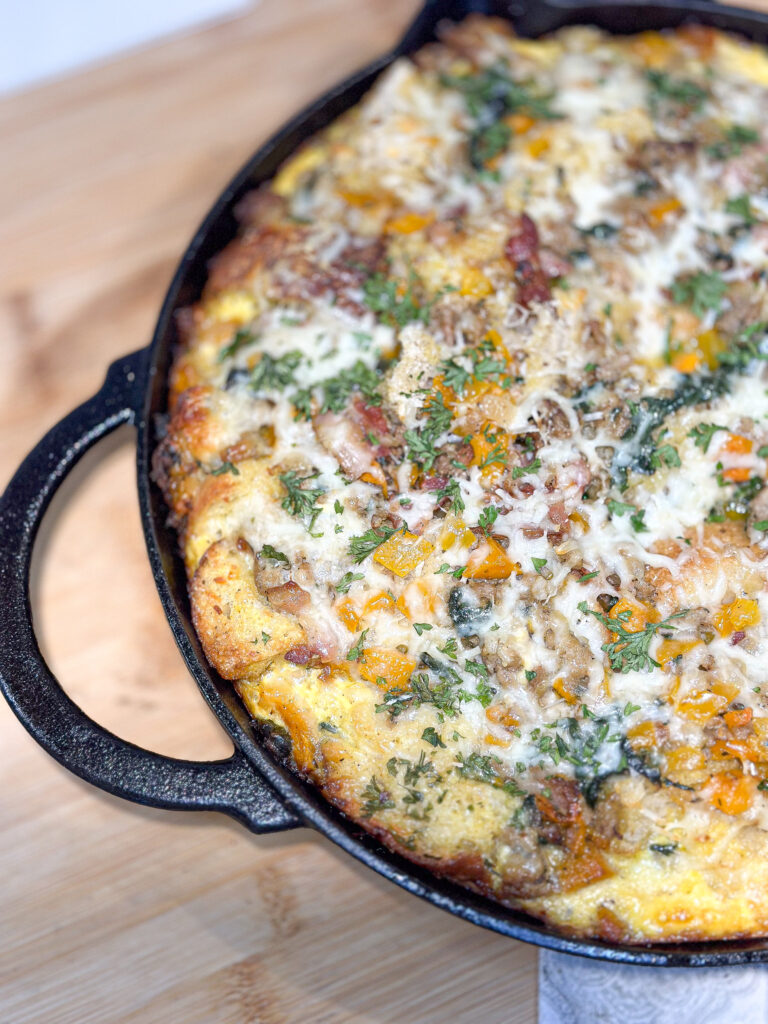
[138,0,768,965]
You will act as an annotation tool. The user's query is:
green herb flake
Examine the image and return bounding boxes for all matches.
[279,470,325,530]
[478,505,499,535]
[670,271,726,318]
[250,350,302,392]
[688,423,728,452]
[511,457,541,479]
[422,727,446,748]
[336,571,365,594]
[646,69,708,113]
[434,478,465,514]
[259,544,288,564]
[218,327,257,362]
[210,461,240,476]
[347,629,369,662]
[348,524,399,564]
[360,776,395,818]
[578,600,688,674]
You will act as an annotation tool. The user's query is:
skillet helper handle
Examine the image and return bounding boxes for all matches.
[0,350,300,834]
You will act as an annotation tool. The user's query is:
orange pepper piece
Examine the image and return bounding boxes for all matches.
[713,598,760,637]
[706,772,754,815]
[723,434,753,455]
[677,689,729,724]
[336,599,361,632]
[358,646,417,690]
[465,537,515,580]
[721,467,751,483]
[373,531,434,578]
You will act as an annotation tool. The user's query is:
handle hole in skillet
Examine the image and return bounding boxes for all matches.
[29,425,234,763]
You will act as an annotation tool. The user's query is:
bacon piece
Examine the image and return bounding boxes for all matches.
[505,214,539,263]
[313,411,376,479]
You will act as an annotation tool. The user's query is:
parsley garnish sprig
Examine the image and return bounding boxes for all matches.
[279,470,325,530]
[578,601,687,674]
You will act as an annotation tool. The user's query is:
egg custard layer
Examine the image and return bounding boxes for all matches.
[155,17,768,942]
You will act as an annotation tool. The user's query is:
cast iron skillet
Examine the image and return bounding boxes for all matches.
[4,0,768,967]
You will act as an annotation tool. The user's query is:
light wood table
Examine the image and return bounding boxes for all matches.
[0,2,539,1021]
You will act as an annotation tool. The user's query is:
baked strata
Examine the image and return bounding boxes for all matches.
[154,16,768,943]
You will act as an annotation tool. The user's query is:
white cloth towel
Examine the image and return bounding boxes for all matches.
[539,949,768,1023]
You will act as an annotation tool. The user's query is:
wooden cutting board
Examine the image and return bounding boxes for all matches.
[0,2,540,1021]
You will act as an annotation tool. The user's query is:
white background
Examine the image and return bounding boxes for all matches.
[0,0,253,95]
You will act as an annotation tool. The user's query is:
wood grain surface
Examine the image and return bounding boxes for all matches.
[5,3,768,1020]
[0,2,540,1021]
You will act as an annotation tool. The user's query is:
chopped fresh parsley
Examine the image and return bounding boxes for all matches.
[440,357,472,394]
[434,478,465,514]
[439,637,459,660]
[606,498,648,532]
[688,422,728,452]
[706,123,759,160]
[363,270,430,328]
[532,557,548,574]
[646,69,708,113]
[210,460,240,476]
[336,571,364,594]
[413,622,433,636]
[670,271,726,318]
[259,544,288,564]
[478,505,498,535]
[718,321,768,369]
[422,726,446,748]
[348,523,399,564]
[435,562,466,579]
[650,442,681,470]
[405,391,453,471]
[293,360,381,419]
[218,327,257,362]
[578,571,599,583]
[250,350,302,392]
[725,193,757,225]
[360,776,395,818]
[443,61,560,170]
[347,629,369,662]
[511,457,541,479]
[578,600,687,674]
[279,470,325,530]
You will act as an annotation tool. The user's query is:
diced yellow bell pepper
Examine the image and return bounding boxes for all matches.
[656,638,701,665]
[648,196,682,226]
[553,677,580,705]
[713,598,760,637]
[358,647,417,690]
[336,599,360,632]
[672,351,702,374]
[439,515,475,552]
[706,772,754,815]
[384,211,435,235]
[373,531,434,578]
[677,689,729,723]
[465,537,516,580]
[459,267,494,298]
